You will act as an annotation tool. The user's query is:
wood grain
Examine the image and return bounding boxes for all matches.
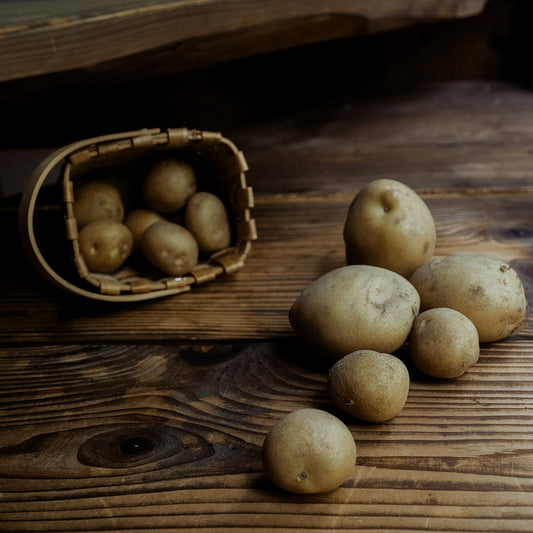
[1,339,532,531]
[0,0,488,82]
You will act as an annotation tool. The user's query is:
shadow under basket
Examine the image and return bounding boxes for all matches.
[19,127,257,302]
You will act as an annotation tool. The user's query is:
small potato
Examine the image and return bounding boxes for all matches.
[78,220,133,273]
[185,192,231,253]
[410,308,479,379]
[328,350,410,422]
[262,408,356,494]
[124,208,165,250]
[289,265,420,361]
[141,220,198,276]
[343,179,436,278]
[142,158,197,213]
[410,254,527,342]
[74,180,125,228]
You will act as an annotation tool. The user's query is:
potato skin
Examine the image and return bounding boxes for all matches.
[141,220,199,276]
[74,180,125,228]
[328,350,410,422]
[124,208,165,250]
[409,255,527,342]
[185,192,231,253]
[343,179,436,278]
[289,265,420,361]
[142,158,197,213]
[409,308,479,378]
[262,408,356,494]
[78,220,133,273]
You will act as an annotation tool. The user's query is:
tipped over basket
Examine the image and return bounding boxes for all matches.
[19,127,257,302]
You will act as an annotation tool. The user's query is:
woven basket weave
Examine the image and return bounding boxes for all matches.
[19,127,257,302]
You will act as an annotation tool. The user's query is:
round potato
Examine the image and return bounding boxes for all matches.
[185,192,231,253]
[410,254,527,342]
[410,307,479,379]
[78,220,133,273]
[141,220,199,276]
[343,179,436,278]
[289,265,420,360]
[74,180,125,228]
[142,158,197,213]
[262,408,356,494]
[328,350,410,422]
[124,208,165,250]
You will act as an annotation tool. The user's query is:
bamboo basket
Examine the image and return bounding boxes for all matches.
[19,127,257,302]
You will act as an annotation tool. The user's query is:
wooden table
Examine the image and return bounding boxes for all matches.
[1,81,532,531]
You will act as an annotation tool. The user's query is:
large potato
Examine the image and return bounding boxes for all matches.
[185,192,231,253]
[289,265,420,360]
[74,180,125,228]
[141,220,198,276]
[410,254,527,342]
[262,408,356,494]
[343,179,436,278]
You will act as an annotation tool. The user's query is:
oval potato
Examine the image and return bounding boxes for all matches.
[344,179,436,278]
[142,158,197,213]
[328,350,410,422]
[78,220,133,273]
[74,180,125,228]
[124,208,165,250]
[185,192,231,253]
[262,408,356,494]
[289,265,420,360]
[410,254,527,342]
[141,220,199,276]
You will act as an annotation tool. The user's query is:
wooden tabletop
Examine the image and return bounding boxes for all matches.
[1,81,533,531]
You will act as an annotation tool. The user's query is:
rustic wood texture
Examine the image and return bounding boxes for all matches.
[1,81,532,531]
[0,0,488,83]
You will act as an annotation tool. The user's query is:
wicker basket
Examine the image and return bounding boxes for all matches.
[19,127,257,302]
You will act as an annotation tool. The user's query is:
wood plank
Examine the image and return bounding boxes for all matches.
[1,190,532,343]
[1,339,532,531]
[0,0,488,82]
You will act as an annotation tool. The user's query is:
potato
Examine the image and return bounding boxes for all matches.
[410,254,527,342]
[78,220,133,273]
[343,179,436,278]
[410,308,479,379]
[141,220,199,276]
[262,408,356,494]
[124,208,165,250]
[328,350,410,422]
[185,192,231,253]
[142,158,197,213]
[74,180,125,228]
[289,265,420,360]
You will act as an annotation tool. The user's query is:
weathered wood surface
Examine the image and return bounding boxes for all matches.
[1,337,533,531]
[1,81,532,531]
[0,0,488,83]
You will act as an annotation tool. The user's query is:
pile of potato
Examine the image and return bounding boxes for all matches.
[263,178,528,494]
[74,157,232,277]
